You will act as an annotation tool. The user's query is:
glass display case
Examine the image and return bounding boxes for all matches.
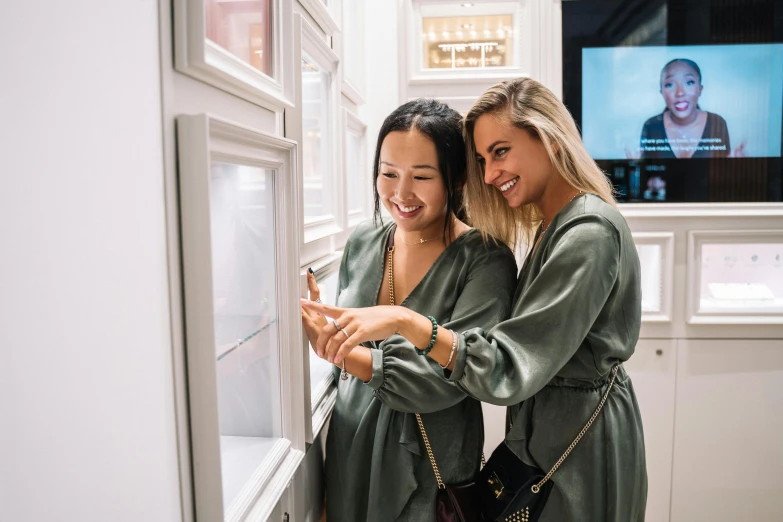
[174,0,292,111]
[344,109,369,226]
[206,0,273,76]
[177,114,305,522]
[302,51,334,223]
[633,232,674,322]
[292,15,343,264]
[403,0,528,83]
[689,231,783,323]
[421,14,513,69]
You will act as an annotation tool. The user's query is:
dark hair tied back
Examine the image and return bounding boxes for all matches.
[372,99,467,241]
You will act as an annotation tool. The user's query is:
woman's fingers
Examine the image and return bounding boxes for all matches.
[306,270,321,302]
[324,324,361,365]
[301,299,343,319]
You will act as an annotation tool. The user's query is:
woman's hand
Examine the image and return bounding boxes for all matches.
[301,270,328,353]
[731,140,746,158]
[301,300,412,364]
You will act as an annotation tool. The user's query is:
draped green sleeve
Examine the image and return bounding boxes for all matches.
[448,214,622,404]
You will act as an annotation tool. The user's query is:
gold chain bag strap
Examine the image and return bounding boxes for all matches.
[479,365,620,522]
[385,225,483,521]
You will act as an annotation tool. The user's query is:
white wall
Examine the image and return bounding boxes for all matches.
[0,2,183,521]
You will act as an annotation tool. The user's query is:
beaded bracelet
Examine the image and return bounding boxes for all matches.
[415,315,438,356]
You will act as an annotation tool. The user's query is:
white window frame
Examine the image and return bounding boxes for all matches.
[344,108,371,228]
[288,14,345,266]
[173,0,294,112]
[633,232,675,323]
[402,0,533,86]
[176,114,307,522]
[299,254,343,441]
[337,0,366,103]
[298,0,341,36]
[687,230,783,325]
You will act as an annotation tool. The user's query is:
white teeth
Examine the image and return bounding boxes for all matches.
[500,177,518,192]
[397,204,421,213]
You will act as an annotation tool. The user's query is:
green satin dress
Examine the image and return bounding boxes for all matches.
[448,194,648,521]
[325,220,518,522]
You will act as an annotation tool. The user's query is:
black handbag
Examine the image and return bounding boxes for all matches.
[476,365,620,522]
[416,413,484,522]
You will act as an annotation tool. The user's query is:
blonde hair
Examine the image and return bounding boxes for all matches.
[464,78,616,249]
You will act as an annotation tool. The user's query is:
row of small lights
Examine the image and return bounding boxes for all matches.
[423,28,512,40]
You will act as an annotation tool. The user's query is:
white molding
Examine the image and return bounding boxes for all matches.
[173,0,294,112]
[244,449,305,522]
[620,202,783,218]
[298,0,341,36]
[312,386,338,438]
[288,15,346,265]
[537,0,563,98]
[337,0,366,104]
[311,373,336,411]
[687,230,783,325]
[344,108,370,228]
[176,114,306,521]
[633,232,675,323]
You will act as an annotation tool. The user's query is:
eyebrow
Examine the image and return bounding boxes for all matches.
[664,73,696,80]
[485,140,509,154]
[380,160,438,171]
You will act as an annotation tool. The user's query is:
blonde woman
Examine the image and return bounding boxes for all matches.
[304,78,647,521]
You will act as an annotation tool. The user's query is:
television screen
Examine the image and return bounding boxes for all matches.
[582,44,783,161]
[562,0,783,203]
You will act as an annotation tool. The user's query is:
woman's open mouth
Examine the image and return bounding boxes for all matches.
[395,204,423,217]
[499,177,519,194]
[674,101,689,112]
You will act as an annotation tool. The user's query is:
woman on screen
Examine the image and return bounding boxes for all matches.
[636,58,745,159]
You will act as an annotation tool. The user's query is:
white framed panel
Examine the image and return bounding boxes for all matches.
[287,14,345,265]
[338,0,366,103]
[298,0,341,36]
[671,339,783,522]
[687,230,783,324]
[623,339,677,522]
[176,114,306,522]
[633,232,674,323]
[401,0,533,86]
[344,109,370,228]
[174,0,294,112]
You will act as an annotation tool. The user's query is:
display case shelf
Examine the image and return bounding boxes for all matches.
[688,230,783,324]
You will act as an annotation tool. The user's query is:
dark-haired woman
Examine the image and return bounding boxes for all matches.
[301,99,517,522]
[638,58,745,159]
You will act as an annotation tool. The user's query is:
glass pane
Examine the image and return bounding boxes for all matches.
[699,243,783,311]
[205,0,273,77]
[209,162,282,513]
[302,53,333,222]
[309,271,340,402]
[346,129,364,214]
[636,244,662,313]
[422,14,514,69]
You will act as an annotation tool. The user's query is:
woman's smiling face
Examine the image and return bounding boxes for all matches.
[376,129,448,232]
[660,61,703,121]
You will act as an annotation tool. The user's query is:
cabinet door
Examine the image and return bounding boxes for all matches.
[624,339,677,522]
[671,339,783,521]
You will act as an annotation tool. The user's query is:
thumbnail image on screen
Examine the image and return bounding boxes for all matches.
[581,44,783,161]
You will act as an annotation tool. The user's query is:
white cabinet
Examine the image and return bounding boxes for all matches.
[624,340,677,522]
[670,339,783,521]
